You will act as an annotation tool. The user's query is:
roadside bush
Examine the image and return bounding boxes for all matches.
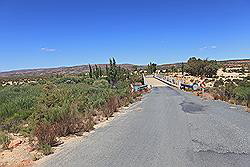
[93,79,110,88]
[224,82,237,101]
[82,78,95,85]
[38,144,53,155]
[82,112,95,132]
[0,64,143,151]
[34,111,95,146]
[213,78,224,87]
[209,80,250,108]
[0,85,42,132]
[0,131,10,150]
[102,96,119,119]
[34,123,58,146]
[54,113,86,136]
[37,79,46,85]
[234,82,250,107]
[209,87,225,101]
[232,79,241,85]
[33,82,105,145]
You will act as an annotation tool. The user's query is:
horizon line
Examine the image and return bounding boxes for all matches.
[1,58,250,73]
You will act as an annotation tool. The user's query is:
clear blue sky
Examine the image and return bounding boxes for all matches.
[0,0,250,71]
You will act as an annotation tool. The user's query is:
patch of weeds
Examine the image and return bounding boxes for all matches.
[0,131,10,150]
[39,144,53,155]
[34,123,57,146]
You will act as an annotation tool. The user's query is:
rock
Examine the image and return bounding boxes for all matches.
[26,146,35,152]
[31,152,43,161]
[8,139,22,149]
[23,124,29,128]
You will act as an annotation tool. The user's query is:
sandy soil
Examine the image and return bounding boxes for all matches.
[0,135,36,167]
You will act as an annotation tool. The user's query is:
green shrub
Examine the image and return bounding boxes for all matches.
[210,80,250,107]
[93,79,110,88]
[214,78,224,87]
[0,85,42,132]
[39,144,53,155]
[234,82,250,107]
[0,66,143,149]
[82,78,95,85]
[54,77,81,84]
[0,132,10,150]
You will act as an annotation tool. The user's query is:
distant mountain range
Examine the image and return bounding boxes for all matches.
[0,64,137,77]
[0,59,249,77]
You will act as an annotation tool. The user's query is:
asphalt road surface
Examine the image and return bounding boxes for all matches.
[38,80,250,167]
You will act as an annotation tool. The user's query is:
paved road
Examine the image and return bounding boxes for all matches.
[38,82,250,167]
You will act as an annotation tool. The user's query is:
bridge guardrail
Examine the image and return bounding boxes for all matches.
[154,75,180,88]
[154,75,201,91]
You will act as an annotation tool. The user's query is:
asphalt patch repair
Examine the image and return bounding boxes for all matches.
[180,101,205,114]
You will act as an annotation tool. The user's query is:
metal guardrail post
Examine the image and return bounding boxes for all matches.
[143,74,151,88]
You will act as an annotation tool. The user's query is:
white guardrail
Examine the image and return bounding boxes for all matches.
[144,74,190,89]
[153,75,182,88]
[144,74,202,91]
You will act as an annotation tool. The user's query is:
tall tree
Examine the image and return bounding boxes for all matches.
[108,58,118,86]
[105,64,109,76]
[99,66,102,77]
[105,57,131,86]
[94,64,100,78]
[88,64,93,78]
[112,57,116,66]
[147,62,157,74]
[181,62,185,75]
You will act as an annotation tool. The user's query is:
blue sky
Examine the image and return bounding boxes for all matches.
[0,0,250,71]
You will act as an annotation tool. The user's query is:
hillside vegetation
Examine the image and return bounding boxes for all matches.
[0,58,144,154]
[210,78,250,108]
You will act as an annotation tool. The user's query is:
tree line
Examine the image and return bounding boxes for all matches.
[88,58,130,86]
[185,57,220,77]
[144,57,220,77]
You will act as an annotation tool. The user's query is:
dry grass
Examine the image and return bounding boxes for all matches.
[102,97,119,119]
[34,123,57,146]
[0,132,10,150]
[34,113,95,146]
